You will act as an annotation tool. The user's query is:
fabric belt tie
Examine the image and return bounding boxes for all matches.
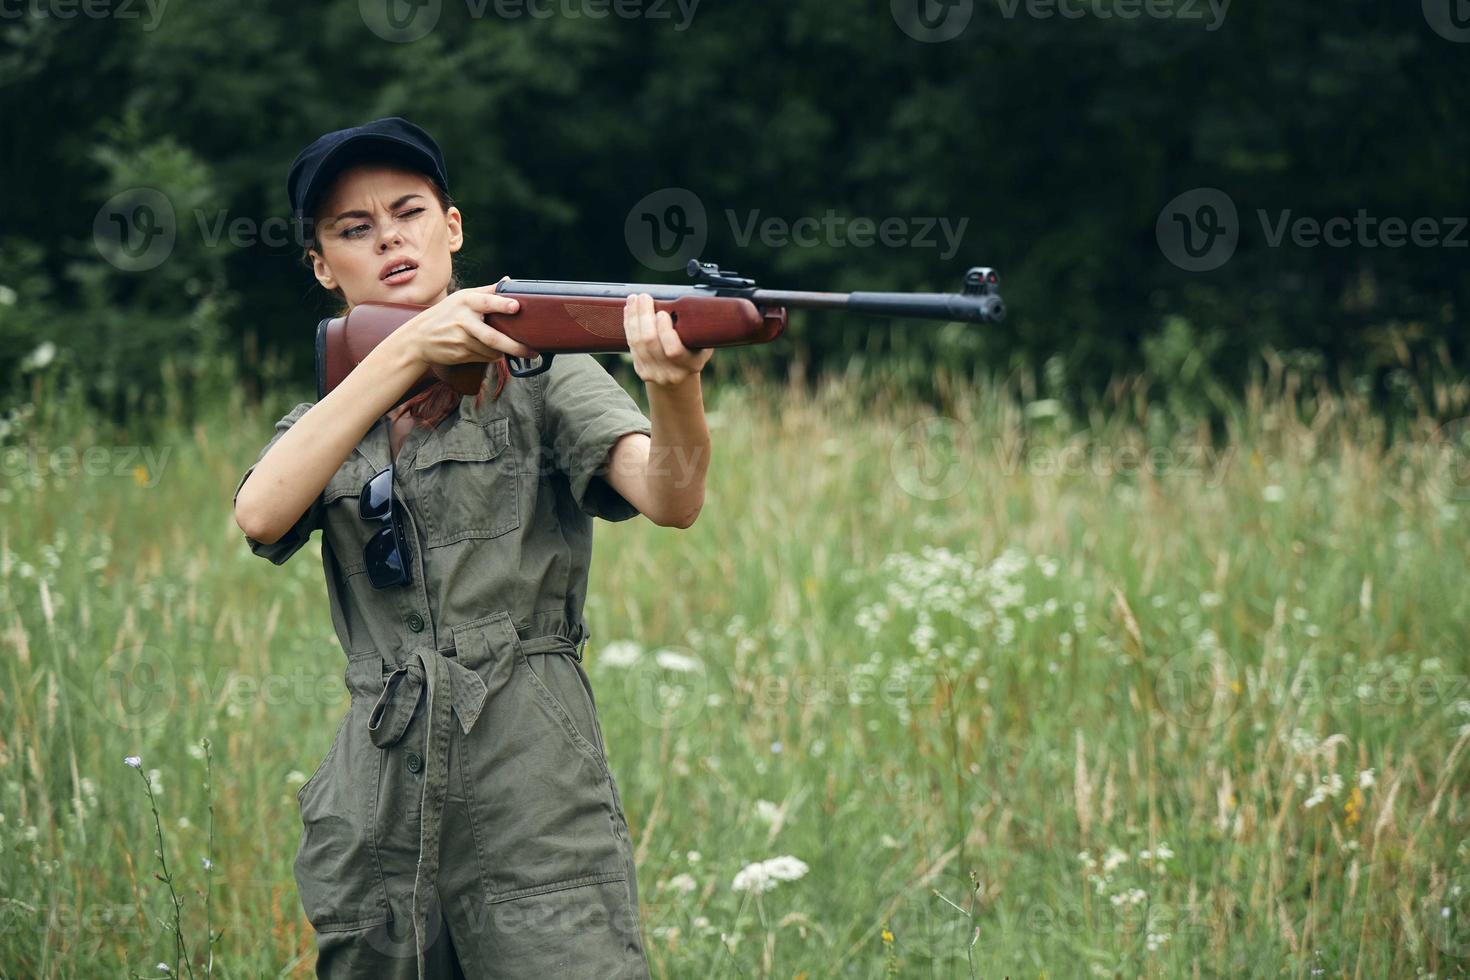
[363,626,587,979]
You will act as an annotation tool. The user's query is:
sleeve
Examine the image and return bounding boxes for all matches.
[233,402,326,565]
[539,353,653,522]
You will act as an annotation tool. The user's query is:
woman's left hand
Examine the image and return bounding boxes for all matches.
[624,292,714,388]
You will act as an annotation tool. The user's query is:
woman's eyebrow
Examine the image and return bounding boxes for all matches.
[329,193,425,224]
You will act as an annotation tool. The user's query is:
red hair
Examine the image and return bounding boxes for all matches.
[399,359,511,430]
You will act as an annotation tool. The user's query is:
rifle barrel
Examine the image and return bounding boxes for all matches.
[753,288,1004,324]
[499,279,1004,323]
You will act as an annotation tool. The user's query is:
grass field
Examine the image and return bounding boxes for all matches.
[1,360,1468,978]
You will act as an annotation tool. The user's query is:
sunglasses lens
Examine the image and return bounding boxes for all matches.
[365,525,409,589]
[360,467,393,521]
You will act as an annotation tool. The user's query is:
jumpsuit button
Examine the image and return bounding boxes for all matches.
[406,612,424,632]
[406,751,423,774]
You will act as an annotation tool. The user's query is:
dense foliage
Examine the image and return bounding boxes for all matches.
[1,0,1464,419]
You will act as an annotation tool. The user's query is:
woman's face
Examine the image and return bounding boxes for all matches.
[308,162,463,309]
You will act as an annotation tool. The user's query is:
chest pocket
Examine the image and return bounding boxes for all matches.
[320,455,378,577]
[412,415,519,548]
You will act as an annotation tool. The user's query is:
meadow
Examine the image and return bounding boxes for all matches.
[1,356,1467,978]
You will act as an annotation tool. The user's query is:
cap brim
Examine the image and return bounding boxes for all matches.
[300,133,445,223]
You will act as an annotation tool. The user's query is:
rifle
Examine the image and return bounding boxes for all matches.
[316,259,1005,404]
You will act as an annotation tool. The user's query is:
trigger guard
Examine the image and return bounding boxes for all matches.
[506,353,555,378]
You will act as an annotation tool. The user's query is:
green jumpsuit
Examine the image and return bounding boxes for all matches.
[233,353,655,979]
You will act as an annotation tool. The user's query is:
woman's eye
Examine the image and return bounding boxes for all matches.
[400,208,425,219]
[341,223,369,239]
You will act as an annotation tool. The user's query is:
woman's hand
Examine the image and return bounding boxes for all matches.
[398,279,536,368]
[624,292,714,388]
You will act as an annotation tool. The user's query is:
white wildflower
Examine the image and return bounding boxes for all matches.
[124,755,142,769]
[732,855,809,893]
[1358,769,1375,789]
[21,342,56,371]
[665,873,697,895]
[754,800,781,825]
[654,649,700,673]
[597,640,643,668]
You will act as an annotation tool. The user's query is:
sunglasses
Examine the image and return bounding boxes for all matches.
[360,464,412,589]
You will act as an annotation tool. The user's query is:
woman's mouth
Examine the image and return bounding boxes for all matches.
[381,261,418,286]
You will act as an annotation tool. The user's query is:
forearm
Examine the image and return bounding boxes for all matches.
[641,374,710,527]
[235,331,426,543]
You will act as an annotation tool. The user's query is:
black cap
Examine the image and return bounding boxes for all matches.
[287,116,449,240]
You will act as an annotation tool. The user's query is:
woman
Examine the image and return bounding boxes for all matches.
[233,117,712,979]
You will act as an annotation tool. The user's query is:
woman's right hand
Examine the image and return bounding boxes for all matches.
[399,279,537,368]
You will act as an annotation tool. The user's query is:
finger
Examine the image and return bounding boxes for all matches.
[654,309,685,361]
[637,293,663,360]
[461,313,537,359]
[465,277,511,291]
[625,293,650,352]
[462,289,521,316]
